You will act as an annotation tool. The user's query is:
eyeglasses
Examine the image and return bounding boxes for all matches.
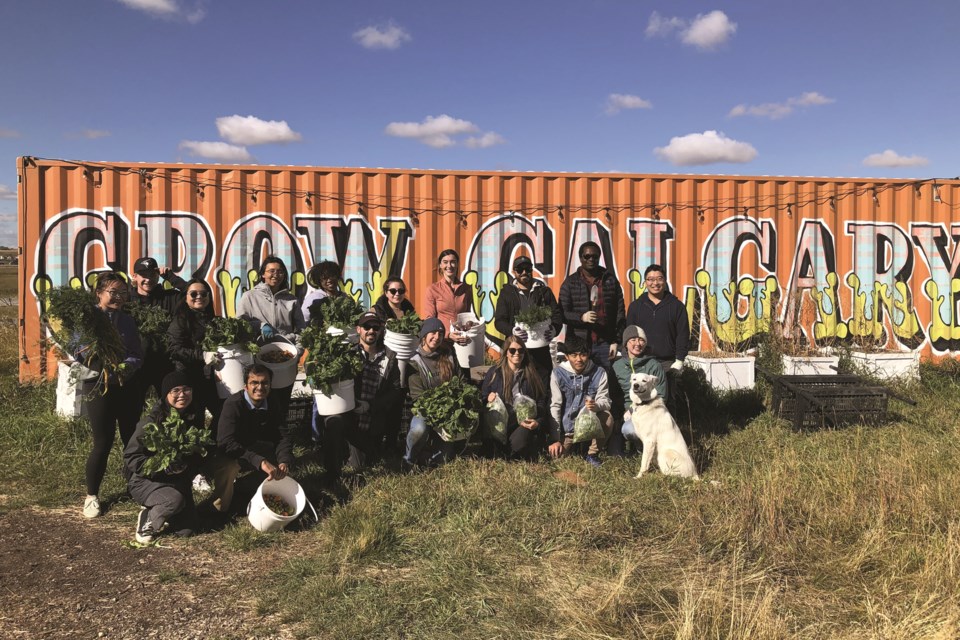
[105,289,127,299]
[168,386,192,396]
[645,277,665,283]
[507,347,526,355]
[581,253,600,261]
[248,381,271,388]
[387,288,406,295]
[189,291,210,299]
[514,266,532,274]
[262,269,283,276]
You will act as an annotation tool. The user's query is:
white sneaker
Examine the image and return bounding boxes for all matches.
[192,474,212,493]
[135,507,155,544]
[83,495,101,519]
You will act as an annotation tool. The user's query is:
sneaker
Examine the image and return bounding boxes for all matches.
[584,454,602,468]
[135,507,156,544]
[82,495,101,519]
[192,474,212,493]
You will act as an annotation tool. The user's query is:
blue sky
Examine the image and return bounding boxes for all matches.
[1,0,957,246]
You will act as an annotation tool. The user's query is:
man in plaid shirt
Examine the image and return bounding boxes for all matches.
[349,311,403,468]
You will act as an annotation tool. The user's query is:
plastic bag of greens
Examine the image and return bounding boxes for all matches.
[572,406,604,444]
[483,394,509,445]
[513,393,538,424]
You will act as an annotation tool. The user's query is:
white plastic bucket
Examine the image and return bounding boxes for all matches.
[383,330,419,388]
[247,476,307,532]
[515,319,552,349]
[326,325,359,344]
[255,342,299,389]
[313,379,356,415]
[452,312,485,368]
[208,344,255,399]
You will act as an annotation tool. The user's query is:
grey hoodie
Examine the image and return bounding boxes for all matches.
[237,282,305,343]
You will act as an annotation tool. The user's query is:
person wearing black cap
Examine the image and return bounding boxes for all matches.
[123,371,208,543]
[493,254,563,385]
[403,317,464,468]
[613,325,668,449]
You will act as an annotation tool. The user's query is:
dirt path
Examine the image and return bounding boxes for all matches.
[2,507,296,639]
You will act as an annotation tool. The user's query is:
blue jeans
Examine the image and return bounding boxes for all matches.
[405,416,459,466]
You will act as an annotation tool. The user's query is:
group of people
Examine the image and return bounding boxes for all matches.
[70,242,690,543]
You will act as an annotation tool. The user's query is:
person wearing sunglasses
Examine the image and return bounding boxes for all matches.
[371,275,416,322]
[493,254,562,385]
[480,335,550,459]
[625,263,690,410]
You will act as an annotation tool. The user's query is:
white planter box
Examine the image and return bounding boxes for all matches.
[782,354,839,376]
[686,354,756,391]
[849,351,920,380]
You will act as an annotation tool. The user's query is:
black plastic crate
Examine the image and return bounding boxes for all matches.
[285,395,314,432]
[770,374,890,431]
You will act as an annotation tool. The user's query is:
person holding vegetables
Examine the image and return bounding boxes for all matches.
[403,317,465,469]
[124,371,212,543]
[493,254,563,385]
[237,256,305,420]
[215,364,294,513]
[167,279,221,423]
[480,335,550,460]
[301,260,345,325]
[371,275,416,322]
[547,335,614,466]
[76,272,144,519]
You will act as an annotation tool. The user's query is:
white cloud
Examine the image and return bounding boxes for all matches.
[178,140,253,162]
[654,130,757,166]
[0,213,16,248]
[65,128,111,139]
[215,115,302,145]
[729,91,835,119]
[115,0,205,24]
[0,184,16,200]
[385,114,480,148]
[605,93,653,115]
[353,22,412,50]
[646,10,736,51]
[862,149,929,168]
[464,132,506,149]
[0,128,20,138]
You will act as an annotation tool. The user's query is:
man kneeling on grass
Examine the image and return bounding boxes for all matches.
[547,335,614,466]
[215,364,295,514]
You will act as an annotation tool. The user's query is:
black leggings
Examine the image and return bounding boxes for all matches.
[83,381,142,495]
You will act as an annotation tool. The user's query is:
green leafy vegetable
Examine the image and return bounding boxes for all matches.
[514,305,553,326]
[572,407,604,444]
[123,303,171,349]
[139,408,215,476]
[385,312,423,337]
[413,376,481,441]
[201,316,258,353]
[314,295,363,331]
[300,326,364,393]
[513,393,538,423]
[483,394,509,445]
[41,285,127,388]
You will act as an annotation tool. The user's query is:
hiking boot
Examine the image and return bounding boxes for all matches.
[82,495,101,519]
[584,454,602,468]
[135,507,156,544]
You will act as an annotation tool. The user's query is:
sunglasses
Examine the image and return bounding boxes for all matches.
[514,265,532,274]
[507,347,526,355]
[189,290,210,299]
[359,324,382,331]
[387,288,406,295]
[581,253,601,261]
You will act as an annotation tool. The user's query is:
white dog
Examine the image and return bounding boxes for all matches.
[629,372,699,480]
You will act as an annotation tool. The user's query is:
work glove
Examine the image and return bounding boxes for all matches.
[261,323,276,340]
[669,359,684,374]
[512,325,529,341]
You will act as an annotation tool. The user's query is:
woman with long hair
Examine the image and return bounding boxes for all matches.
[422,249,473,344]
[371,275,415,322]
[403,317,463,467]
[166,278,221,426]
[481,335,549,459]
[77,272,144,519]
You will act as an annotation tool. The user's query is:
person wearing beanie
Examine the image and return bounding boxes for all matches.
[123,371,208,543]
[613,325,669,451]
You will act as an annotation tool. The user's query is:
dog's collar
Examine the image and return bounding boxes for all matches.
[632,398,653,407]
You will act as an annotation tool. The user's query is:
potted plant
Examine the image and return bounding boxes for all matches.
[845,337,920,381]
[300,325,364,415]
[686,348,757,391]
[412,376,482,442]
[383,312,422,385]
[201,316,259,398]
[513,305,554,348]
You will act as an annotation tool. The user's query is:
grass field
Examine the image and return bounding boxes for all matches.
[2,296,959,638]
[0,265,17,299]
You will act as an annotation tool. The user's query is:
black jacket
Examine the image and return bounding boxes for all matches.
[558,267,626,346]
[480,366,550,432]
[123,399,208,497]
[372,295,416,322]
[128,275,187,365]
[167,307,217,375]
[493,280,563,343]
[217,391,294,471]
[625,291,690,362]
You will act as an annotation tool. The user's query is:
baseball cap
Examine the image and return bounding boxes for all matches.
[356,311,383,328]
[133,257,159,275]
[622,325,647,343]
[513,255,533,270]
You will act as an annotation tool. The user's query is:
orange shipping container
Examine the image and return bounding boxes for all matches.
[16,156,960,382]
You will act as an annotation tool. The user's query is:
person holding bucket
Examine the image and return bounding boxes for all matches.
[403,318,465,469]
[124,371,212,543]
[351,311,403,464]
[493,254,563,386]
[371,275,416,322]
[422,249,473,343]
[237,256,305,422]
[216,364,294,513]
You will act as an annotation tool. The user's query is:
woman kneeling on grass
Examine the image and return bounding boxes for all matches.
[124,371,212,543]
[404,317,465,469]
[481,335,549,459]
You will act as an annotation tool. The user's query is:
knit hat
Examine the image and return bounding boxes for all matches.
[419,317,445,339]
[622,325,647,343]
[161,370,194,400]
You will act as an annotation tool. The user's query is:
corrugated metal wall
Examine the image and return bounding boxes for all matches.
[17,157,960,381]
